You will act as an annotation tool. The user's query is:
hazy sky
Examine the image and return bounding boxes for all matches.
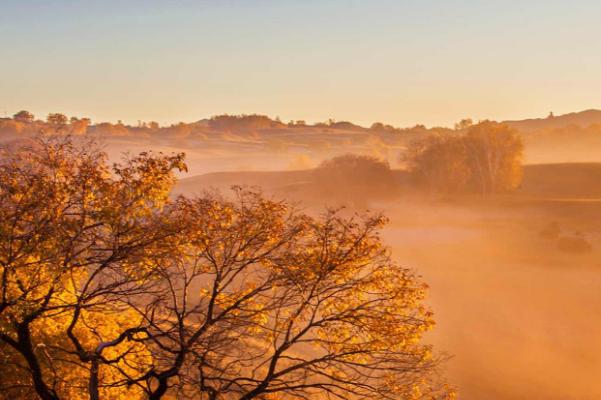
[2,0,601,127]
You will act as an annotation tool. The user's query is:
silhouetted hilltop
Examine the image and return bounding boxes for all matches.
[502,109,601,133]
[5,109,601,137]
[4,109,601,166]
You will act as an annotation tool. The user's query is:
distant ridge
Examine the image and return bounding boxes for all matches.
[4,107,601,168]
[502,109,601,132]
[4,108,601,135]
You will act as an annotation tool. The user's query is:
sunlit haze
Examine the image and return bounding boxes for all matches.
[2,0,601,126]
[3,2,601,400]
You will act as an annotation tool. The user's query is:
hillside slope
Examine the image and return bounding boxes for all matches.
[503,109,601,133]
[175,163,601,200]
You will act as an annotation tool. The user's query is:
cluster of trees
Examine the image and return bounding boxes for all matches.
[2,111,168,138]
[1,111,91,136]
[405,122,524,194]
[313,154,398,207]
[0,137,452,399]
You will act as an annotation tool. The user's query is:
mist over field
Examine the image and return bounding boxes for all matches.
[159,112,601,399]
[6,109,601,175]
[3,108,601,399]
[179,172,601,399]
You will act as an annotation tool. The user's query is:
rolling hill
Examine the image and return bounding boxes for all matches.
[175,163,601,201]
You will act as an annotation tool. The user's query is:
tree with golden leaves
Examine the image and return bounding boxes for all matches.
[405,122,523,195]
[0,137,452,399]
[404,134,471,194]
[463,121,523,194]
[0,137,186,399]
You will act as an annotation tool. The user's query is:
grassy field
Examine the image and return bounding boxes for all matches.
[519,163,601,199]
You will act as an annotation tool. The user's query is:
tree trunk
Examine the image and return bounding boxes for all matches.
[89,359,99,400]
[16,324,60,400]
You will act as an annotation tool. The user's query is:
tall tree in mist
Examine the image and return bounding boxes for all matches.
[406,122,523,194]
[0,137,452,400]
[464,122,523,194]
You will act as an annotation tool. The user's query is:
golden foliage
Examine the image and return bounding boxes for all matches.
[406,121,523,194]
[0,137,452,400]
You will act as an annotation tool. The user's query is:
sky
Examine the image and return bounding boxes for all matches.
[2,0,601,128]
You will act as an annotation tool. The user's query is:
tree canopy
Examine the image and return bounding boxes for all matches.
[0,137,452,400]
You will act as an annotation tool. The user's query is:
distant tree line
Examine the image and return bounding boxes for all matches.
[1,110,456,138]
[2,111,91,136]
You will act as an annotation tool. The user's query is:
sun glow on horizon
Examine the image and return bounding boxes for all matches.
[2,0,601,127]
